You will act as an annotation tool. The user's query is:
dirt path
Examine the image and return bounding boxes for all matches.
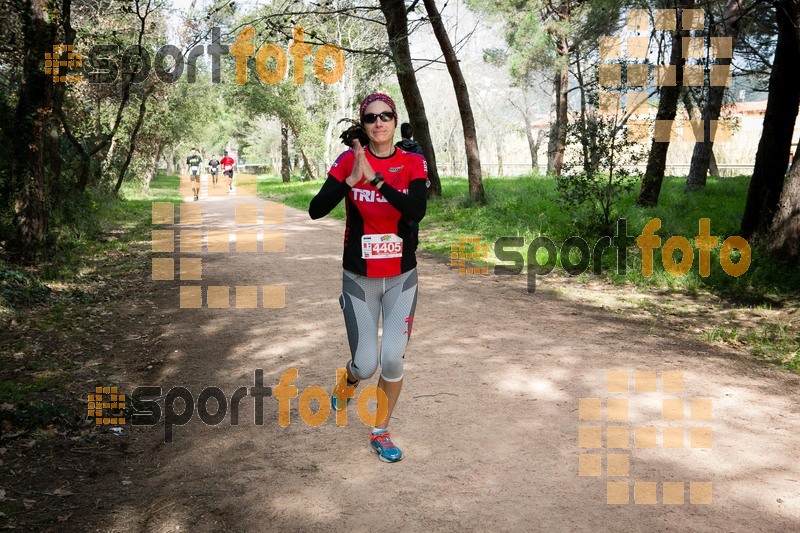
[90,186,800,532]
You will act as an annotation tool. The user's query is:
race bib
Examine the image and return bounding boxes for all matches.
[190,165,198,172]
[362,234,403,259]
[224,165,233,171]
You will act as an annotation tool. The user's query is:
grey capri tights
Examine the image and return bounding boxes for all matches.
[338,268,419,382]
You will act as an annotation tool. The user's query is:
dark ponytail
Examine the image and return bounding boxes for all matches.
[337,118,370,148]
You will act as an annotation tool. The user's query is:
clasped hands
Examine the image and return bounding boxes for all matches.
[345,139,383,189]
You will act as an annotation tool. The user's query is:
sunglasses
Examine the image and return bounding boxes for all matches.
[362,111,395,124]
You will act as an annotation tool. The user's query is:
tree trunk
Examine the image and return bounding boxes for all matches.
[379,0,441,197]
[280,122,291,183]
[422,0,484,201]
[9,0,57,262]
[767,149,800,262]
[740,0,800,239]
[145,139,163,191]
[547,41,569,176]
[115,88,154,194]
[300,149,315,180]
[686,0,743,190]
[709,149,719,177]
[638,0,694,206]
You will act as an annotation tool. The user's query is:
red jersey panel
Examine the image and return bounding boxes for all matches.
[328,147,428,277]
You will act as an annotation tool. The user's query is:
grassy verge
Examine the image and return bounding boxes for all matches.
[257,172,799,371]
[0,174,181,423]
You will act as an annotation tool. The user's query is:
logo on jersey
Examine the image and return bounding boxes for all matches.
[351,188,409,203]
[389,166,404,172]
[332,151,348,168]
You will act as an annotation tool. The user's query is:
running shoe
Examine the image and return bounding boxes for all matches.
[370,431,403,463]
[330,377,358,411]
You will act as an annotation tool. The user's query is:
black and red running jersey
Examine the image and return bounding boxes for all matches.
[309,146,428,278]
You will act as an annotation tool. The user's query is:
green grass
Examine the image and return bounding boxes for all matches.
[257,172,800,301]
[702,324,800,371]
[24,174,182,282]
[1,173,182,315]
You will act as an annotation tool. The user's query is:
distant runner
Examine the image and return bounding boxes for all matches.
[207,154,220,187]
[220,151,235,192]
[186,148,203,201]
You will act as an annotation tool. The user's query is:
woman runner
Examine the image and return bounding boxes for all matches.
[309,93,429,462]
